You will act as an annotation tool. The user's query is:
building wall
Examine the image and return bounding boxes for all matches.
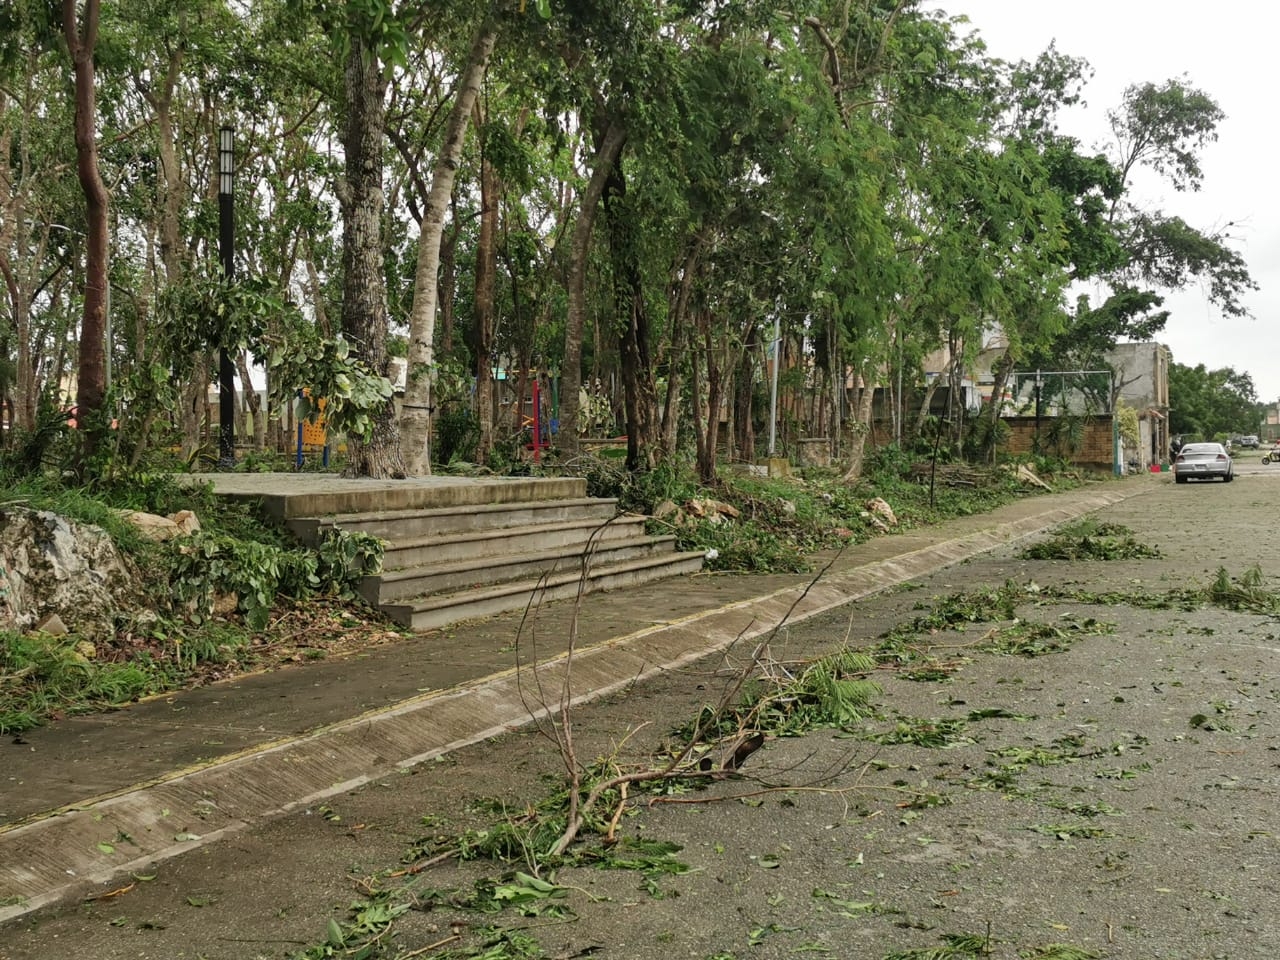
[1107,342,1170,411]
[998,415,1115,470]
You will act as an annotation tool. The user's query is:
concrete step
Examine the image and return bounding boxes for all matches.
[380,550,709,632]
[195,474,588,521]
[288,497,619,545]
[381,515,649,570]
[360,535,681,605]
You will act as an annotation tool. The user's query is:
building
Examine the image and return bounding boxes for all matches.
[1105,342,1171,470]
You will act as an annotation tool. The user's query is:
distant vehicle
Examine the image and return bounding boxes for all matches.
[1173,442,1233,483]
[1238,435,1260,449]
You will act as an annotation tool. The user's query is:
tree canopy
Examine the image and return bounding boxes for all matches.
[0,0,1254,479]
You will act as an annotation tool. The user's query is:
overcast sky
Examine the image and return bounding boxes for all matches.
[927,1,1278,406]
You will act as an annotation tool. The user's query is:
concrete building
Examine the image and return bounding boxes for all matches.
[1105,342,1171,470]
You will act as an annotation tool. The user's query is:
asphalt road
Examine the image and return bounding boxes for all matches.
[4,467,1279,960]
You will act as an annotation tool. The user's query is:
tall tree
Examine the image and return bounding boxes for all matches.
[400,15,497,476]
[335,6,408,477]
[62,0,110,466]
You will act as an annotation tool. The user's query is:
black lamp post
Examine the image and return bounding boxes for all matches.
[218,125,236,468]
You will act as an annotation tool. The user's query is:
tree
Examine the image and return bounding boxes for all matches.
[62,0,110,467]
[1104,79,1255,324]
[333,3,410,478]
[399,14,497,476]
[1167,361,1258,440]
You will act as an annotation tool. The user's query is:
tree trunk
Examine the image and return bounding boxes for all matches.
[236,350,264,450]
[983,348,1014,462]
[63,0,109,466]
[603,152,658,472]
[400,21,496,476]
[693,310,724,484]
[560,116,626,459]
[439,209,458,356]
[473,104,498,464]
[733,324,758,463]
[0,93,47,434]
[660,232,707,457]
[338,37,405,478]
[840,364,878,481]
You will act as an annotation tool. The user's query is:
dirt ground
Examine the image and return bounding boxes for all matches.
[4,466,1279,960]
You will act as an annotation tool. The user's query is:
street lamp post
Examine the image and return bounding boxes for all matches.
[218,126,236,468]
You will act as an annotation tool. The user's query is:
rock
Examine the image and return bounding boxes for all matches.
[653,500,679,520]
[34,612,69,636]
[0,506,141,640]
[212,592,240,617]
[116,508,201,542]
[169,510,201,535]
[865,497,898,527]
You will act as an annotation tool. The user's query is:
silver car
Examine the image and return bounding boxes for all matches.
[1173,442,1233,483]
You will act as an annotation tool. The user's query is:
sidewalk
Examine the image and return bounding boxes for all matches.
[0,478,1152,922]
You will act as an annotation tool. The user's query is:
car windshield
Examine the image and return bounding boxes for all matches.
[1181,444,1225,456]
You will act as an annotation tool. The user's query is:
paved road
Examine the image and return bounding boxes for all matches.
[8,469,1279,960]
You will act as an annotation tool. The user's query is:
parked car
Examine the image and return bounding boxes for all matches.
[1238,435,1260,449]
[1173,442,1233,483]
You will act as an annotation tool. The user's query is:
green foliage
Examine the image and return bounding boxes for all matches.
[0,632,156,734]
[266,330,394,444]
[0,395,74,477]
[1021,520,1161,561]
[169,534,320,630]
[436,405,481,466]
[562,454,1069,576]
[1167,361,1260,439]
[975,619,1112,658]
[1207,565,1280,615]
[870,716,972,748]
[882,932,992,959]
[315,529,385,601]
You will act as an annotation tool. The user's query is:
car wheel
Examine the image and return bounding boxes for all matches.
[1224,472,1233,483]
[1175,475,1188,484]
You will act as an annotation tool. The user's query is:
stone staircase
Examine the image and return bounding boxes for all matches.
[244,474,706,633]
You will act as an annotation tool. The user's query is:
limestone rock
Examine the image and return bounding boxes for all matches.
[865,497,898,528]
[117,508,202,542]
[34,612,70,636]
[0,506,141,640]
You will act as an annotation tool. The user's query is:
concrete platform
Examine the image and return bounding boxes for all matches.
[185,472,588,520]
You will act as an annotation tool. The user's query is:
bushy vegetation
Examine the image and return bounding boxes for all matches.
[570,446,1081,574]
[0,469,388,733]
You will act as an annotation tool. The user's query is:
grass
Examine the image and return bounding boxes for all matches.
[0,471,395,733]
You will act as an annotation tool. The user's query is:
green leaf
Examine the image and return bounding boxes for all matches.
[327,917,346,947]
[97,842,115,855]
